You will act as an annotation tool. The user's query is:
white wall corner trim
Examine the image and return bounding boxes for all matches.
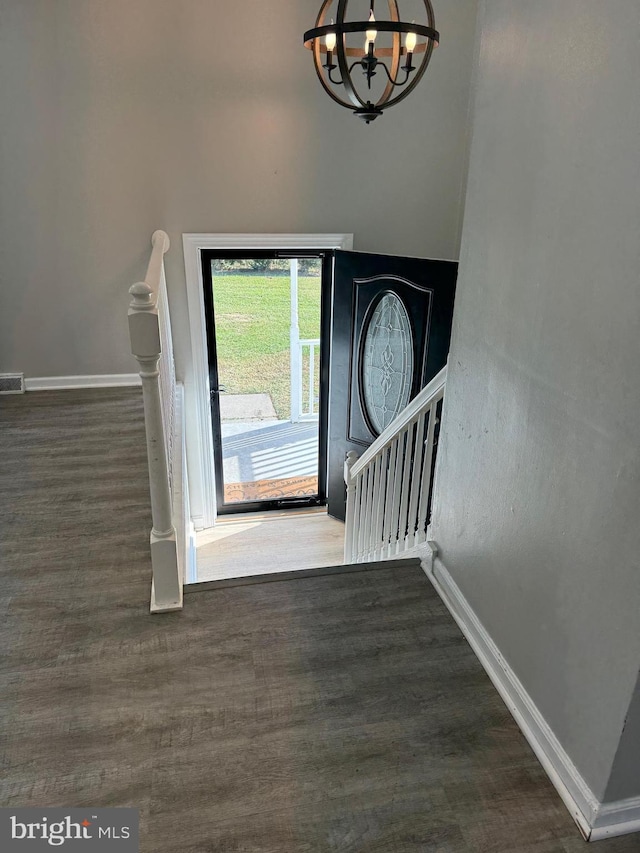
[181,233,354,532]
[25,374,142,391]
[418,544,639,843]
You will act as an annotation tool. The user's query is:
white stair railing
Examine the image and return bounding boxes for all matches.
[128,230,184,612]
[344,365,447,563]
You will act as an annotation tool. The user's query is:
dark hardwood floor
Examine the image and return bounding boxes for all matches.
[1,389,638,852]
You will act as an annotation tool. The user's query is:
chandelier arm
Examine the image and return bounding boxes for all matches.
[381,37,434,108]
[313,56,354,110]
[378,61,412,88]
[327,67,346,86]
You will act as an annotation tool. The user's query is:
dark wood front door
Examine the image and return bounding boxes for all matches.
[327,250,457,521]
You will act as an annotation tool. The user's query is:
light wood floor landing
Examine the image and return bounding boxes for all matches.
[2,389,638,852]
[195,509,345,583]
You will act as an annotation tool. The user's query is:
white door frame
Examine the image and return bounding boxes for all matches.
[182,233,354,530]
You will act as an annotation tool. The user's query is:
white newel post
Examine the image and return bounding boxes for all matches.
[128,280,183,613]
[289,259,302,422]
[344,450,359,563]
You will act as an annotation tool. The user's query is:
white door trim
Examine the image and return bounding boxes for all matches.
[181,233,354,531]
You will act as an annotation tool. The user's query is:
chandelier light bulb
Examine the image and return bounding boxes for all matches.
[405,31,417,53]
[365,11,378,51]
[325,30,337,52]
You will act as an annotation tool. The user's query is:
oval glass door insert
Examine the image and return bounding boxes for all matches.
[361,292,414,434]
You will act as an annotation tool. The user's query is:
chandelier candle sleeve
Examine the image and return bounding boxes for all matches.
[325,29,337,70]
[304,0,439,123]
[404,30,416,71]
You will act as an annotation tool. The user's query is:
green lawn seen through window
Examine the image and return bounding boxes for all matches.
[212,273,321,419]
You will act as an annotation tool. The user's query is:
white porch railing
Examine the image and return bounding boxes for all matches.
[289,259,320,422]
[128,230,188,612]
[344,365,447,563]
[295,338,320,420]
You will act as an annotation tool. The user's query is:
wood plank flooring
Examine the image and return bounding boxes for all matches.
[196,509,345,582]
[1,389,639,852]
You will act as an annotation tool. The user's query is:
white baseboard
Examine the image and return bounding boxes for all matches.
[191,514,208,532]
[186,522,198,585]
[150,577,183,614]
[25,374,141,391]
[590,797,640,841]
[174,383,198,587]
[420,543,640,843]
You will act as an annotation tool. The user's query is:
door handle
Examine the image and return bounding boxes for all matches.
[210,385,226,397]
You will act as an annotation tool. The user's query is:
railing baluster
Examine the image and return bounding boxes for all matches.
[362,463,376,560]
[355,467,365,562]
[387,431,405,557]
[358,466,371,563]
[396,420,415,554]
[363,468,372,562]
[371,453,386,559]
[296,338,321,420]
[308,343,315,415]
[406,410,427,549]
[416,397,440,543]
[367,457,377,560]
[343,451,358,562]
[381,439,398,558]
[352,470,363,561]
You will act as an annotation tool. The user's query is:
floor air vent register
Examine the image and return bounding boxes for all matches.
[0,374,25,394]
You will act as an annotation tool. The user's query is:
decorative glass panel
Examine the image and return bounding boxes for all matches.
[361,293,414,434]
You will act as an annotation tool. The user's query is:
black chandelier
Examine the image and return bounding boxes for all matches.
[304,1,439,123]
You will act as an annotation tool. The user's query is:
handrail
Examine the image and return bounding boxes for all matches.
[144,229,170,289]
[351,364,447,477]
[128,230,183,612]
[344,363,447,563]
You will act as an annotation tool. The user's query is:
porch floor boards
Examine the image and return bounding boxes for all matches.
[2,388,639,852]
[221,418,319,485]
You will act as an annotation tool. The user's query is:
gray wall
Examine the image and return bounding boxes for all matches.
[431,0,640,801]
[0,0,478,380]
[605,670,640,802]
